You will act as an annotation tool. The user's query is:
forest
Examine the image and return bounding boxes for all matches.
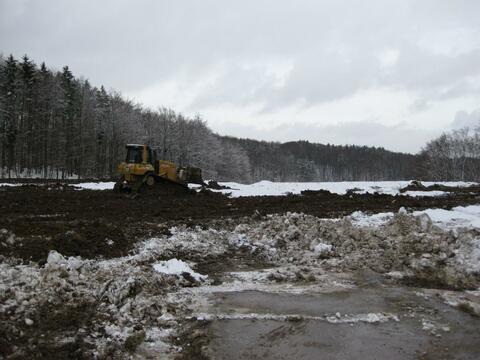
[0,54,479,182]
[0,54,251,182]
[222,137,419,182]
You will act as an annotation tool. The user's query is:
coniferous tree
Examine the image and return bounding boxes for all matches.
[0,55,19,177]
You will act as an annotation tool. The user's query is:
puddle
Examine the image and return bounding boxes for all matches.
[203,285,480,359]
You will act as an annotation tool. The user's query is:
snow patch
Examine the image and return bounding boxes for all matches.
[0,183,24,187]
[312,243,333,256]
[326,312,400,324]
[402,190,449,197]
[349,211,394,227]
[153,259,207,282]
[73,182,116,190]
[414,205,480,230]
[385,271,406,280]
[349,205,480,231]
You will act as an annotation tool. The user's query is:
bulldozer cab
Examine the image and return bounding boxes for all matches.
[125,144,153,165]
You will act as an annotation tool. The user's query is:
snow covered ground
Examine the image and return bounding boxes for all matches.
[208,180,476,197]
[75,179,475,196]
[2,179,473,197]
[349,205,480,230]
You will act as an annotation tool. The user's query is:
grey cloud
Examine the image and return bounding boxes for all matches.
[409,98,430,114]
[452,109,480,129]
[2,0,480,104]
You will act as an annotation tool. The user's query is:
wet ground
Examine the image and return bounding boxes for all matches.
[204,277,480,359]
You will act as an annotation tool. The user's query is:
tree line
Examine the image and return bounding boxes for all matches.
[221,137,419,182]
[1,54,478,183]
[0,54,251,181]
[420,127,480,181]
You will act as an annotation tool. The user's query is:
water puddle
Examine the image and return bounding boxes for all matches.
[202,283,480,359]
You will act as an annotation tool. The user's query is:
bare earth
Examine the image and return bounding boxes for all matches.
[1,182,479,359]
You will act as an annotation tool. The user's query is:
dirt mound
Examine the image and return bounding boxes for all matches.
[205,180,231,190]
[400,180,480,194]
[301,189,333,196]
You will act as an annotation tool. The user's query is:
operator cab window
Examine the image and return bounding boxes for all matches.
[126,148,143,163]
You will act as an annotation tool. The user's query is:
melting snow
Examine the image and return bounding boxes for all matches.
[349,205,480,230]
[192,312,399,324]
[4,180,471,197]
[212,180,474,197]
[349,211,395,227]
[0,183,24,187]
[414,205,480,229]
[153,259,207,282]
[402,190,449,197]
[313,243,333,255]
[73,182,116,190]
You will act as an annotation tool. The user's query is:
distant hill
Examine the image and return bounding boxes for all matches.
[220,136,419,182]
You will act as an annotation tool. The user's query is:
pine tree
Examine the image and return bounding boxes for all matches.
[18,55,37,174]
[60,66,78,177]
[0,55,19,177]
[36,62,54,176]
[95,85,110,177]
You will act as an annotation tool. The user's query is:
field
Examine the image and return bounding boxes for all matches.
[1,180,480,359]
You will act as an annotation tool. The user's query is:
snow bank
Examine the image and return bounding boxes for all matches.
[146,206,480,289]
[414,205,480,230]
[0,243,208,357]
[349,205,480,230]
[219,208,480,288]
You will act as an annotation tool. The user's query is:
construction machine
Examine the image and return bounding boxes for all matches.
[114,144,203,192]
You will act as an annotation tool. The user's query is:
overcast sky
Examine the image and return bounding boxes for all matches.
[1,0,480,153]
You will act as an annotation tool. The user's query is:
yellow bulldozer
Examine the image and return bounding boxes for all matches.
[114,144,203,192]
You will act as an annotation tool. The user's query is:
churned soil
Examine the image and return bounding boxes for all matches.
[1,183,480,262]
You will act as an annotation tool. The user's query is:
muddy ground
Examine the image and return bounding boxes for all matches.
[1,182,480,359]
[205,284,480,360]
[1,182,480,262]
